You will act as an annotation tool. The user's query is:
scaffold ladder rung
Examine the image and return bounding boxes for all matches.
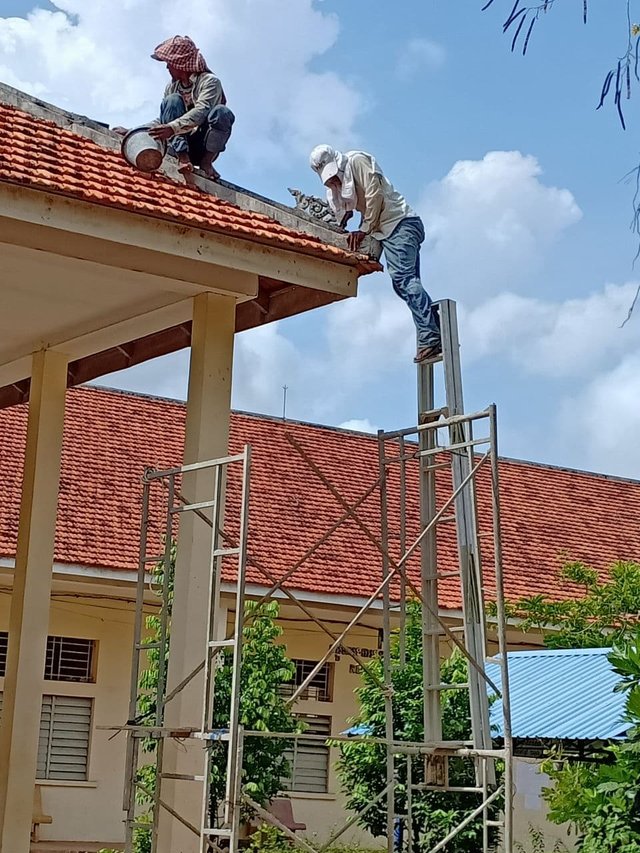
[208,639,235,648]
[171,499,215,513]
[161,772,206,782]
[212,547,241,557]
[419,406,449,423]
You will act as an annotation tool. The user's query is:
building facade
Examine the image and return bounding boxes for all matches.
[2,385,640,848]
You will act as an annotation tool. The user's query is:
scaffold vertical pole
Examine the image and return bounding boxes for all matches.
[490,404,514,852]
[439,300,493,762]
[417,358,445,784]
[223,448,252,850]
[378,441,396,853]
[124,476,152,850]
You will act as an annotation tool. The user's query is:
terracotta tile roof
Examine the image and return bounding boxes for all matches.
[0,103,379,274]
[1,386,639,610]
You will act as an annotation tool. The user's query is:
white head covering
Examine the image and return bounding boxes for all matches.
[309,144,380,224]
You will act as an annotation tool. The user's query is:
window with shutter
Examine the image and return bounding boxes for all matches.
[37,695,92,780]
[280,659,334,702]
[0,693,92,781]
[282,714,331,794]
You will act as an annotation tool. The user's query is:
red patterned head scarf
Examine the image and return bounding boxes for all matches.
[151,36,209,74]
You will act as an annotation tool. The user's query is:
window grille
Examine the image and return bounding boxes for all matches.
[0,633,95,682]
[45,636,95,683]
[0,633,7,676]
[280,659,333,702]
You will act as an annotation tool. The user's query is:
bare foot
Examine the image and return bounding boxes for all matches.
[199,153,221,181]
[177,153,194,174]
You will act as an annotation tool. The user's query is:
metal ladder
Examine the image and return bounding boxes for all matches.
[418,299,493,768]
[377,297,513,851]
[123,448,252,853]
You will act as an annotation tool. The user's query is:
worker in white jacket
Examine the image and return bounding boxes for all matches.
[310,145,441,364]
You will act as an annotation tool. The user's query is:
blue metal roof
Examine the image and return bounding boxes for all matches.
[488,647,630,741]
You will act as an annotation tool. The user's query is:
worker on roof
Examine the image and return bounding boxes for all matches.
[310,145,441,364]
[148,35,234,180]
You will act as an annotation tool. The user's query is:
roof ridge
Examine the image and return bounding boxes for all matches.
[497,453,640,486]
[80,385,640,485]
[82,384,380,436]
[508,647,613,657]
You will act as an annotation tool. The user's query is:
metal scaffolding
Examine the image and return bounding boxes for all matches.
[115,298,513,853]
[122,449,251,852]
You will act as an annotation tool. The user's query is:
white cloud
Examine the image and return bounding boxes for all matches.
[419,151,582,302]
[232,282,416,421]
[338,418,378,433]
[98,299,410,426]
[325,274,415,378]
[396,37,446,80]
[0,0,364,167]
[233,323,320,418]
[557,351,640,477]
[98,349,189,400]
[460,282,639,378]
[319,152,583,386]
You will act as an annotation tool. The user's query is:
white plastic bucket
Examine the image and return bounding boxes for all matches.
[121,127,167,173]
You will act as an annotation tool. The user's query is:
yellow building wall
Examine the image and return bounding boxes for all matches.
[274,617,381,846]
[0,584,568,850]
[0,588,383,847]
[0,590,135,846]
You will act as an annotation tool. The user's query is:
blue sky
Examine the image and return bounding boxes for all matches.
[3,0,640,476]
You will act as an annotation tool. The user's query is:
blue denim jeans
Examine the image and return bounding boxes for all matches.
[160,93,235,164]
[382,216,440,349]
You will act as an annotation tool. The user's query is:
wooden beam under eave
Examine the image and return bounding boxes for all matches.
[235,283,344,329]
[66,323,192,386]
[0,278,350,410]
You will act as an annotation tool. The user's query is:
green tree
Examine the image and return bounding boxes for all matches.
[498,559,640,648]
[508,560,640,851]
[540,636,640,852]
[209,598,299,814]
[336,603,499,852]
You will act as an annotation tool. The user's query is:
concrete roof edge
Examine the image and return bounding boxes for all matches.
[0,82,373,255]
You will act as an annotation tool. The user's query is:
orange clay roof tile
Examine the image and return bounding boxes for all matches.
[1,385,638,610]
[0,103,379,274]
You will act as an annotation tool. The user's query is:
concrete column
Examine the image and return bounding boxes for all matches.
[158,292,235,853]
[0,349,68,853]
